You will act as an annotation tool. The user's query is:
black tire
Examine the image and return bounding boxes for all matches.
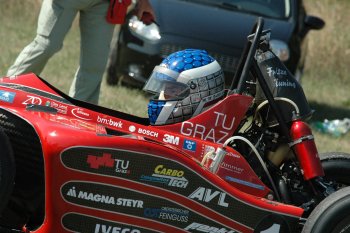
[320,152,350,186]
[0,128,15,214]
[302,186,350,233]
[106,32,123,86]
[107,53,122,85]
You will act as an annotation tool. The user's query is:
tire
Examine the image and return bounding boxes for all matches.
[106,43,122,86]
[107,30,124,86]
[0,128,15,214]
[320,152,350,186]
[302,186,350,233]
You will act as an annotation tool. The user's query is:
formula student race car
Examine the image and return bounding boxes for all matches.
[1,18,350,233]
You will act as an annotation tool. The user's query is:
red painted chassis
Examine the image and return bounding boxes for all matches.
[0,73,303,233]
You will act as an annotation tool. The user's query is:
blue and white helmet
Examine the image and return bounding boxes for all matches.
[143,49,225,125]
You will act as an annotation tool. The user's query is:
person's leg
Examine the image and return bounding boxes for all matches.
[69,0,115,104]
[7,0,78,77]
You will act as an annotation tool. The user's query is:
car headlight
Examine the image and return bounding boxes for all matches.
[269,40,290,62]
[128,15,161,41]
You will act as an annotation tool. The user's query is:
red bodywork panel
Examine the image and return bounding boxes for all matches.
[0,74,303,232]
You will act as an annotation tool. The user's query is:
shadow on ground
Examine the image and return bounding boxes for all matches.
[309,101,350,121]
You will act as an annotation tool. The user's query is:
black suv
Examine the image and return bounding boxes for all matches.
[107,0,324,87]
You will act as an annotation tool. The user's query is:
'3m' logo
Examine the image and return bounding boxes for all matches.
[163,134,180,145]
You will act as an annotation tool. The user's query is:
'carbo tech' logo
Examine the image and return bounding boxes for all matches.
[140,165,188,188]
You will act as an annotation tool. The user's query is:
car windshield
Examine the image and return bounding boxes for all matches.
[186,0,291,19]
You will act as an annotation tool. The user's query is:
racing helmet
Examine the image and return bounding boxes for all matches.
[143,49,225,125]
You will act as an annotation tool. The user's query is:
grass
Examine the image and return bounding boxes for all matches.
[0,0,349,153]
[302,1,350,152]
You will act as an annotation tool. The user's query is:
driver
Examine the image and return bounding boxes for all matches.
[143,49,225,125]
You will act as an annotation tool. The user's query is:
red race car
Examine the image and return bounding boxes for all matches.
[0,18,349,233]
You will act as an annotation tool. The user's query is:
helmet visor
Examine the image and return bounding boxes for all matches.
[143,66,190,100]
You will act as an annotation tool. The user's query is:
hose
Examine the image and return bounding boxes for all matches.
[223,136,281,201]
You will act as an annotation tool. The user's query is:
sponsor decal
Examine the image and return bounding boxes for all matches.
[48,115,96,131]
[254,214,291,233]
[220,162,244,174]
[183,139,197,152]
[49,101,68,114]
[154,164,185,177]
[163,134,180,145]
[62,213,151,233]
[181,112,234,143]
[189,187,228,207]
[144,207,189,223]
[60,148,276,230]
[87,153,115,169]
[227,152,240,159]
[0,76,18,82]
[140,164,188,188]
[65,185,143,208]
[129,125,136,132]
[61,181,214,229]
[115,159,131,174]
[137,128,158,138]
[201,145,216,158]
[71,107,92,120]
[267,67,287,77]
[0,90,16,103]
[22,95,41,105]
[274,80,296,89]
[66,186,77,197]
[185,222,237,233]
[86,153,131,174]
[97,115,123,128]
[96,124,108,135]
[94,223,141,233]
[203,145,215,155]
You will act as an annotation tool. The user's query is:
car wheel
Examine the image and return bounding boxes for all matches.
[107,28,125,86]
[0,128,15,214]
[320,152,350,186]
[302,186,350,233]
[107,43,122,86]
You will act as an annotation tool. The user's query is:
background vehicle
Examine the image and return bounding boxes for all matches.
[1,17,350,232]
[107,0,325,88]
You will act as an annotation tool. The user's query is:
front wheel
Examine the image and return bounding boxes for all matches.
[301,152,350,232]
[302,186,350,233]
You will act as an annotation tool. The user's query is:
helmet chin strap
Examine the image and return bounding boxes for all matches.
[154,100,177,125]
